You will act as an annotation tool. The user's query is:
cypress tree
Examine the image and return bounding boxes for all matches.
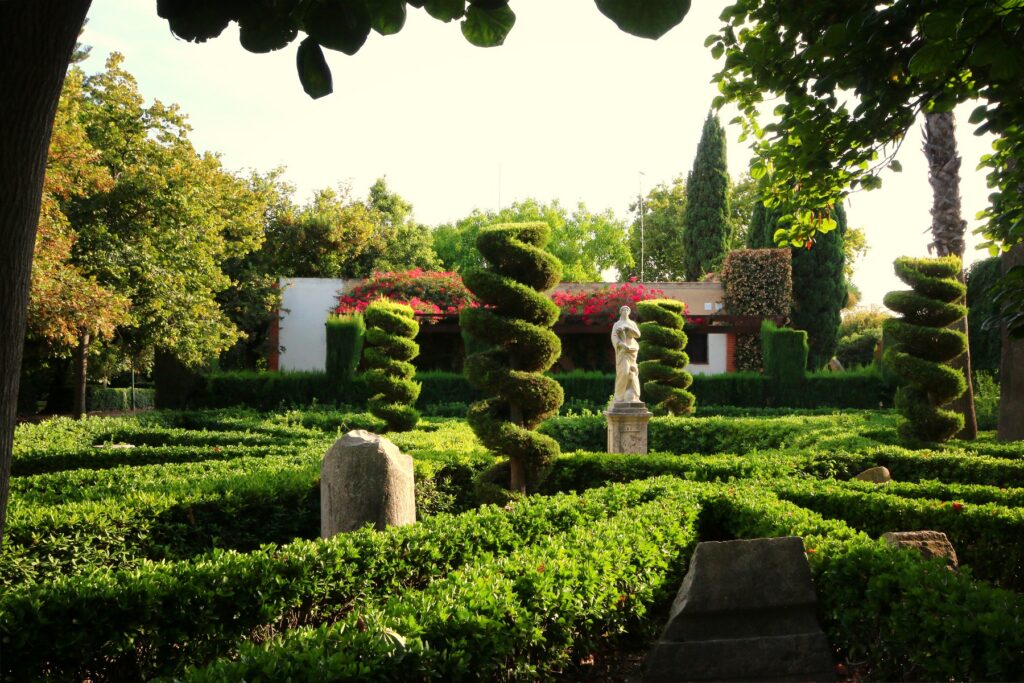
[791,203,848,370]
[746,200,782,249]
[682,112,731,280]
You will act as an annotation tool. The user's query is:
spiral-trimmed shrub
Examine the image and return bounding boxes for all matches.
[636,299,695,416]
[363,299,421,432]
[460,222,564,493]
[882,256,967,443]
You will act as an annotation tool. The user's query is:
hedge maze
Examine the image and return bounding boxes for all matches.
[3,407,1023,681]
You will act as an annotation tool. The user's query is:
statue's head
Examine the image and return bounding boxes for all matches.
[619,305,631,318]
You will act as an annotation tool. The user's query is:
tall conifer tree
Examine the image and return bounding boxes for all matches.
[682,112,731,280]
[791,204,848,370]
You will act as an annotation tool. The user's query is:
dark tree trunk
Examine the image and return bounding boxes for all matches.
[72,332,90,419]
[999,243,1024,441]
[0,0,92,548]
[924,111,978,439]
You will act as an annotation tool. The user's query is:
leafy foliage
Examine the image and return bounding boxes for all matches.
[156,1,691,98]
[67,54,272,369]
[682,112,731,280]
[433,199,632,282]
[325,314,365,385]
[460,223,564,492]
[966,256,1002,373]
[721,248,793,370]
[27,68,127,354]
[336,269,473,316]
[883,256,968,442]
[791,203,848,370]
[363,300,421,431]
[708,1,1024,333]
[636,299,695,415]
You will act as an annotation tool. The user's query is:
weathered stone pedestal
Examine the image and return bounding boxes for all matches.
[644,536,835,682]
[320,430,416,538]
[604,400,653,454]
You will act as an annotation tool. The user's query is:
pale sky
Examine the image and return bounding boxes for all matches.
[80,0,996,309]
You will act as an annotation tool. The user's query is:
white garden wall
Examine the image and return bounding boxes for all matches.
[277,277,346,372]
[276,277,730,375]
[688,333,728,376]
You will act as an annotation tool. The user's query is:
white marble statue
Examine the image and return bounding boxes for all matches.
[611,305,642,403]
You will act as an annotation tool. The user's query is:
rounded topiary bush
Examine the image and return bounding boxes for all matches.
[882,256,967,443]
[460,222,564,493]
[636,299,695,415]
[363,299,421,432]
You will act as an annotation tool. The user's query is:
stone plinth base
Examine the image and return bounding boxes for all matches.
[643,537,835,682]
[604,401,653,454]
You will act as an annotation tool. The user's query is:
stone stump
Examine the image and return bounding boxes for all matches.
[644,536,835,682]
[320,429,416,538]
[605,400,653,454]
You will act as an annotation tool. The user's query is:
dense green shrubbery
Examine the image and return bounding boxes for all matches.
[182,480,702,682]
[707,486,1024,682]
[88,386,156,411]
[966,256,1002,373]
[363,300,421,431]
[9,406,1024,682]
[761,321,808,381]
[166,366,892,412]
[883,256,968,442]
[324,313,365,385]
[721,248,793,371]
[836,329,881,368]
[772,478,1024,590]
[2,478,693,682]
[461,223,564,492]
[637,299,695,415]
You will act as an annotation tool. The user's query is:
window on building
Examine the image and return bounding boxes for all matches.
[686,333,709,365]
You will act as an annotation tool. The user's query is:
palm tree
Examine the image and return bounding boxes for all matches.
[923,110,978,439]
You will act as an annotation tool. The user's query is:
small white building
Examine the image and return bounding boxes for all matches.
[270,278,744,375]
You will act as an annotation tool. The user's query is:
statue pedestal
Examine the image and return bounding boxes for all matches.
[604,401,653,454]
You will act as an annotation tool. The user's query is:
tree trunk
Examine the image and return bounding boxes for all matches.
[998,243,1024,441]
[508,402,527,494]
[73,332,90,419]
[0,0,92,549]
[923,111,978,439]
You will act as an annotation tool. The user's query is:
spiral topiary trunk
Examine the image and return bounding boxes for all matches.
[460,222,564,493]
[883,256,967,443]
[636,299,695,415]
[363,299,420,432]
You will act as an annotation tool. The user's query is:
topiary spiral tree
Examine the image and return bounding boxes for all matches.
[883,256,968,443]
[460,222,564,494]
[362,299,421,432]
[636,299,695,415]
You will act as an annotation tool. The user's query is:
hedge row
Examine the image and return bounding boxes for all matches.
[165,368,892,411]
[181,483,703,681]
[709,485,1024,681]
[88,386,156,411]
[11,441,313,477]
[540,414,846,455]
[3,457,321,587]
[771,478,1024,590]
[1,478,694,682]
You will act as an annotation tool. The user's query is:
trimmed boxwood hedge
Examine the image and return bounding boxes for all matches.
[1,478,694,682]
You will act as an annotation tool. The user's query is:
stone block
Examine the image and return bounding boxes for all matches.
[605,400,652,454]
[882,530,958,568]
[854,466,891,484]
[644,536,835,683]
[320,429,415,538]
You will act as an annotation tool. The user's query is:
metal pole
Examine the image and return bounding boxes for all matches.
[130,361,136,411]
[639,171,645,283]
